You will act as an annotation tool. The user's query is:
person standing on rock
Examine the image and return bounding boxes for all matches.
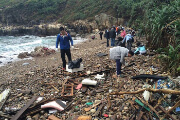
[99,31,103,40]
[109,27,116,46]
[56,27,74,70]
[110,46,134,77]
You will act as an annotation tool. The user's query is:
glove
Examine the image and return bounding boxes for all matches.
[125,62,128,67]
[55,48,58,51]
[71,46,74,49]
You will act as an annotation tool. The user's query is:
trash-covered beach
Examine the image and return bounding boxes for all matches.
[0,34,180,120]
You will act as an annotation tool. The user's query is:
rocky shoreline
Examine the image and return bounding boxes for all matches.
[0,34,180,120]
[0,13,122,37]
[0,20,95,36]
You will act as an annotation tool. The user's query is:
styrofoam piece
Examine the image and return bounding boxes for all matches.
[95,73,105,80]
[49,109,57,114]
[82,78,97,86]
[143,90,150,102]
[36,97,44,103]
[66,64,84,73]
[0,89,10,102]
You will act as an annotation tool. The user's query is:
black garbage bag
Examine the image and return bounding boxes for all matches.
[68,58,82,69]
[131,74,168,80]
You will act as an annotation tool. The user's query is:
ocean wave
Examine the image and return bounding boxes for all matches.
[0,35,86,67]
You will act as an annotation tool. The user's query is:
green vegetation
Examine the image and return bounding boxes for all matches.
[0,0,179,76]
[0,0,112,24]
[157,44,180,76]
[112,0,180,76]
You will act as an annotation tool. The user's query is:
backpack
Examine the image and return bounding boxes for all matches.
[131,37,134,43]
[68,58,82,69]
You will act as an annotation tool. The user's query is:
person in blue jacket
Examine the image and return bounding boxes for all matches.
[134,42,146,55]
[122,32,134,50]
[56,27,74,70]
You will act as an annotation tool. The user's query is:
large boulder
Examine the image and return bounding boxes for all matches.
[30,46,55,57]
[18,52,30,59]
[95,13,125,27]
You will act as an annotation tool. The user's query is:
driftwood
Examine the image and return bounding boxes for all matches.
[137,97,160,118]
[94,103,104,117]
[0,112,12,119]
[137,111,144,120]
[161,99,180,120]
[84,101,102,112]
[154,95,168,109]
[51,85,60,92]
[107,80,125,109]
[158,106,177,120]
[11,96,38,120]
[109,88,180,96]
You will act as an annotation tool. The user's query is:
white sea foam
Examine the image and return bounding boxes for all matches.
[0,35,87,67]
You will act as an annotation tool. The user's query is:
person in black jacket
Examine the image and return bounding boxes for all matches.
[99,31,103,40]
[109,28,116,46]
[105,28,110,47]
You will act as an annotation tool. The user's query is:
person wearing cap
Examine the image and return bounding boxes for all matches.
[110,46,134,77]
[134,42,146,55]
[56,27,74,70]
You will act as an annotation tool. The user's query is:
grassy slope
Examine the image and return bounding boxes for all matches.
[0,0,116,24]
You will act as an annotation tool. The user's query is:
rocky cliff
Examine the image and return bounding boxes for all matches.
[0,13,124,36]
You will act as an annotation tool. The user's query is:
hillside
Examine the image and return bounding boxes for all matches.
[0,0,116,26]
[0,0,178,28]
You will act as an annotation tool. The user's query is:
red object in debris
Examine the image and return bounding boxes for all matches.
[76,83,82,90]
[43,47,49,50]
[104,114,109,117]
[91,35,95,40]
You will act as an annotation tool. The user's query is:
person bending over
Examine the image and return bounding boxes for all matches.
[134,42,146,55]
[110,46,134,77]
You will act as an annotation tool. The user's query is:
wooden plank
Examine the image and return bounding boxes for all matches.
[11,96,38,120]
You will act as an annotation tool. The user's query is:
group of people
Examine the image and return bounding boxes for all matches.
[104,26,135,49]
[56,26,146,77]
[107,26,146,77]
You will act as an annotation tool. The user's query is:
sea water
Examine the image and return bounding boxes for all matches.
[0,35,87,66]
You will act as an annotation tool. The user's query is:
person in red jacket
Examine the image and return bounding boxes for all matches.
[120,27,126,38]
